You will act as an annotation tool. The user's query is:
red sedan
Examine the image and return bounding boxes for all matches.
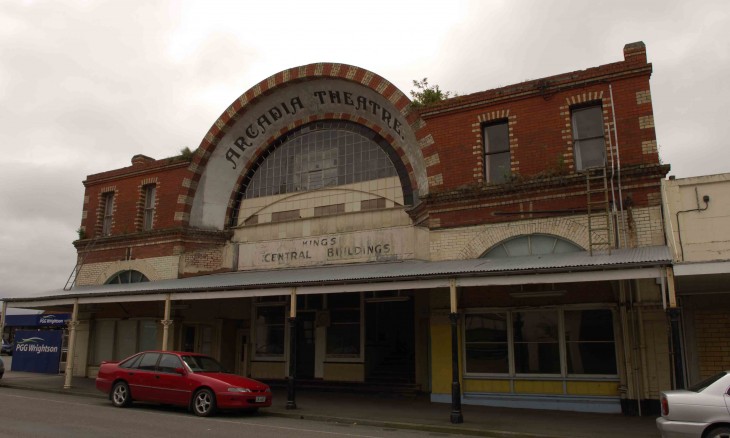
[95,351,272,416]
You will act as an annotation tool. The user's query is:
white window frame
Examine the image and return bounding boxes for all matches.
[571,104,606,171]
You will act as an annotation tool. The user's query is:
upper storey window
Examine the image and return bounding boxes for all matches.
[571,105,606,171]
[101,192,114,236]
[243,121,398,199]
[142,184,156,231]
[483,121,510,183]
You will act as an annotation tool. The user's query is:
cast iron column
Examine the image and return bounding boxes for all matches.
[450,311,464,423]
[286,316,297,409]
[161,293,172,351]
[668,308,685,389]
[63,299,79,389]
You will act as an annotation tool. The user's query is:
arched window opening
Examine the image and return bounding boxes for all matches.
[230,121,413,226]
[481,234,582,258]
[106,270,149,284]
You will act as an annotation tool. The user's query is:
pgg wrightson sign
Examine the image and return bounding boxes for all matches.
[12,330,63,374]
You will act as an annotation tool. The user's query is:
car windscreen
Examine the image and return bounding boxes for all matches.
[687,372,727,392]
[181,355,227,373]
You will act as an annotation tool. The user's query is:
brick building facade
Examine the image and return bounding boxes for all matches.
[2,42,681,417]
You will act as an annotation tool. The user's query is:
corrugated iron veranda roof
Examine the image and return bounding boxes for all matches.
[3,246,671,304]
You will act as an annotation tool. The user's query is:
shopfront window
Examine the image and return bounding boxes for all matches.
[464,308,617,377]
[326,293,361,357]
[564,309,617,375]
[464,313,509,373]
[513,311,560,374]
[90,319,159,364]
[254,305,285,357]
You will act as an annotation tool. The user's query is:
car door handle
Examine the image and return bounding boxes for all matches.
[155,375,160,379]
[127,372,134,376]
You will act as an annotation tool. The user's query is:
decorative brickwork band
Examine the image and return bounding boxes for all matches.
[565,91,604,106]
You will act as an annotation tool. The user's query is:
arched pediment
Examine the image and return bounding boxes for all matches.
[95,260,163,285]
[183,63,434,230]
[459,218,589,259]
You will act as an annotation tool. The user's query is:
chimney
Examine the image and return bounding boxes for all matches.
[131,154,155,166]
[623,41,647,64]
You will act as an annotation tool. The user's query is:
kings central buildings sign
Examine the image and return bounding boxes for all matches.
[238,227,428,269]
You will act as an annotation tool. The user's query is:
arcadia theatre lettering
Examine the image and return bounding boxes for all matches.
[225,88,406,169]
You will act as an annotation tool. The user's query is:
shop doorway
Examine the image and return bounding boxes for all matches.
[365,298,415,383]
[182,324,213,356]
[296,312,316,379]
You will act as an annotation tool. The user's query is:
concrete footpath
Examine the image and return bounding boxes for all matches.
[0,361,660,438]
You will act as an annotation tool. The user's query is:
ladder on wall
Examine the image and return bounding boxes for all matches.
[586,167,612,255]
[63,238,97,291]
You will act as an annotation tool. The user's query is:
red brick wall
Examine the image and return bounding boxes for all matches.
[81,159,192,239]
[423,75,657,192]
[415,48,663,230]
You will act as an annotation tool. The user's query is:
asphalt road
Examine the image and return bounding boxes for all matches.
[0,387,471,438]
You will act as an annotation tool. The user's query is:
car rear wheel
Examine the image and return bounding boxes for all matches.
[708,427,730,438]
[111,381,132,407]
[192,388,216,417]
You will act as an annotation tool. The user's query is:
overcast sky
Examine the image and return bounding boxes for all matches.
[1,0,728,299]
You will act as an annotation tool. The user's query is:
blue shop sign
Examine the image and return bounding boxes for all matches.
[37,314,70,326]
[11,330,63,374]
[4,313,70,327]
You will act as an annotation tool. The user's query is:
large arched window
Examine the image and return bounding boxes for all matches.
[106,270,149,284]
[230,121,413,226]
[482,234,582,258]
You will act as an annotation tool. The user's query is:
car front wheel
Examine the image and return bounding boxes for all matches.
[192,388,216,417]
[111,381,132,408]
[708,427,730,438]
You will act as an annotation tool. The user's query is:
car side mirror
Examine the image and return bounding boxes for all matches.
[174,367,186,375]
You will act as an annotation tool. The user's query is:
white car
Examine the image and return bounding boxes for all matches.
[657,371,730,438]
